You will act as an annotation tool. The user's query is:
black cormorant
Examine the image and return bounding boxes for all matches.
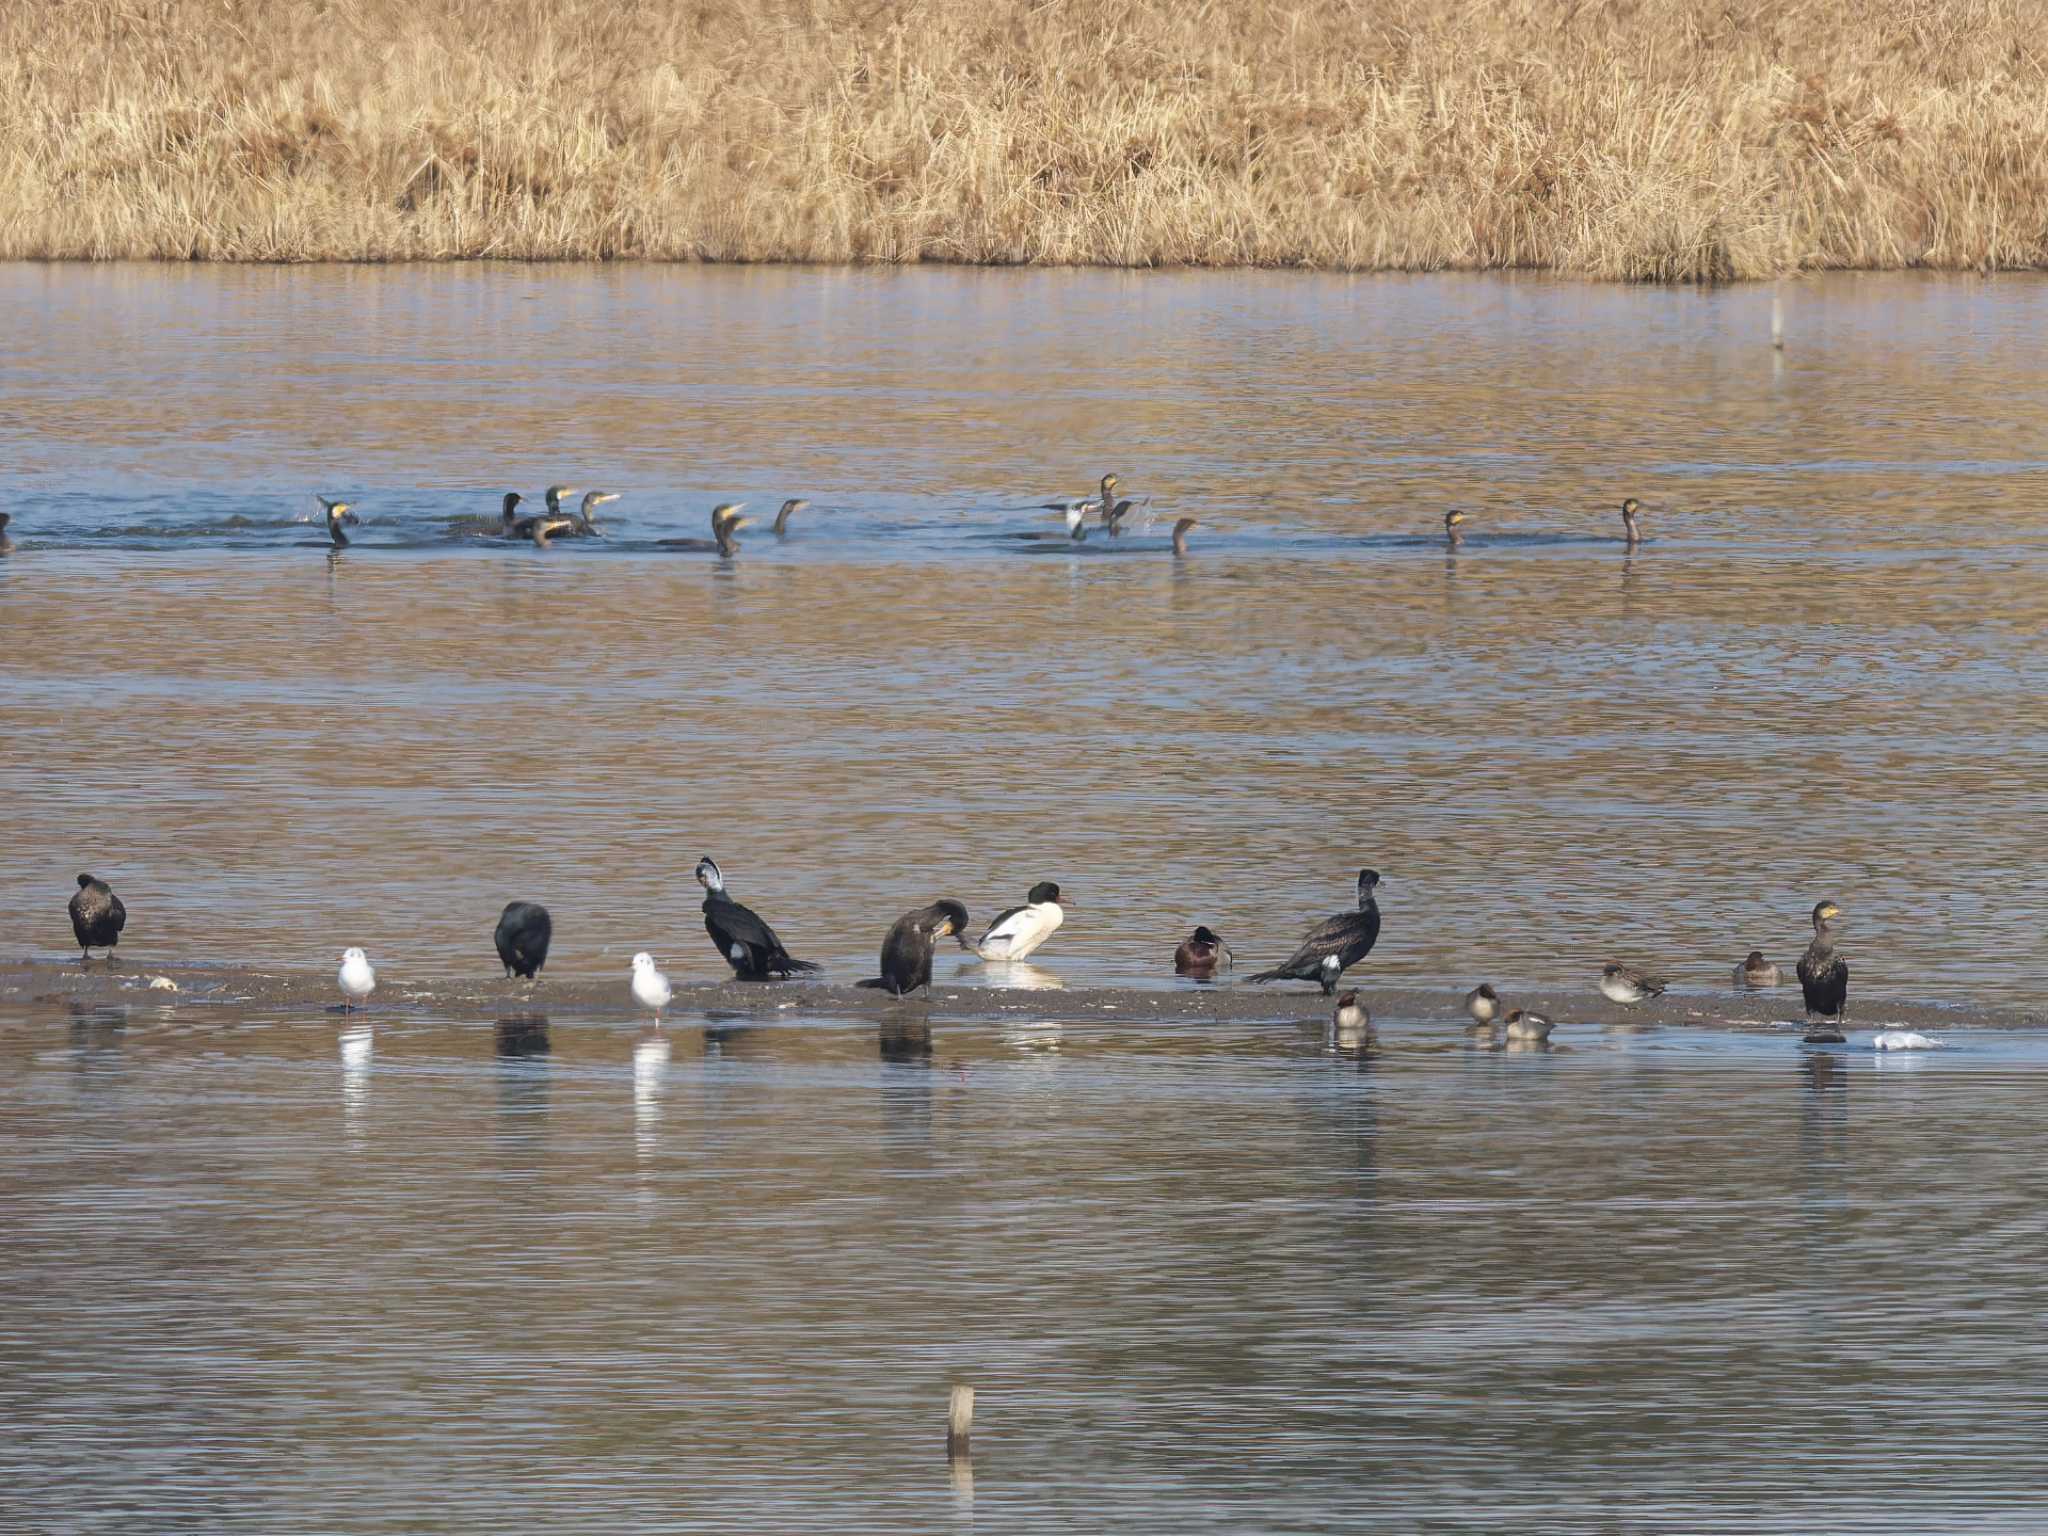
[0,511,13,555]
[657,504,753,557]
[319,497,359,548]
[1173,925,1232,977]
[69,874,127,963]
[494,901,553,980]
[1599,963,1666,1004]
[1010,506,1090,543]
[1621,497,1644,546]
[857,899,970,995]
[1044,473,1117,518]
[1445,509,1467,548]
[697,856,819,979]
[974,881,1067,961]
[1247,869,1382,995]
[1171,517,1198,557]
[772,499,809,537]
[1796,900,1848,1042]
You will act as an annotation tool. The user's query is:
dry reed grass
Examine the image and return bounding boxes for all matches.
[4,0,2044,279]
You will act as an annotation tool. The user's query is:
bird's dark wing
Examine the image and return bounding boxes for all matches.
[1264,907,1380,976]
[109,893,126,934]
[979,903,1027,941]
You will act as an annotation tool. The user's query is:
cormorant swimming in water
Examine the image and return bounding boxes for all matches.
[1503,1008,1554,1042]
[570,491,619,536]
[697,856,819,979]
[1796,899,1848,1043]
[657,504,754,557]
[69,874,127,963]
[772,499,809,537]
[1599,963,1666,1005]
[319,497,359,547]
[974,881,1067,961]
[1247,869,1383,995]
[338,946,376,1011]
[631,952,673,1020]
[1735,951,1781,989]
[1445,509,1468,548]
[1174,925,1232,977]
[494,901,553,980]
[1466,983,1500,1026]
[1621,497,1644,546]
[1101,498,1138,535]
[857,899,970,995]
[1171,517,1198,557]
[0,511,14,555]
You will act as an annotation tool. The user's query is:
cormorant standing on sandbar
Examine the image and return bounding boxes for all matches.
[1247,869,1382,995]
[858,900,971,995]
[494,901,553,980]
[1797,900,1849,1043]
[697,857,819,979]
[69,874,127,964]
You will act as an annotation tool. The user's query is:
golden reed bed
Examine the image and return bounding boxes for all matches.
[6,0,2043,279]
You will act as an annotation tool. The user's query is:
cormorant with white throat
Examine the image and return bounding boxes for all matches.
[1247,869,1382,995]
[1797,900,1848,1043]
[697,856,819,979]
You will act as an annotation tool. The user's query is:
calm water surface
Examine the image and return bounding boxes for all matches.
[4,1010,2047,1531]
[2,267,2046,1002]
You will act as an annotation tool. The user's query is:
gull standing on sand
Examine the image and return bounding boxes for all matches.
[1599,962,1666,1005]
[338,947,376,1011]
[631,952,673,1021]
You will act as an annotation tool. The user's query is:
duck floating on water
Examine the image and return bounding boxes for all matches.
[658,504,753,557]
[858,899,971,996]
[1173,925,1232,977]
[1248,869,1383,996]
[974,882,1067,962]
[494,901,553,981]
[1466,983,1500,1026]
[1796,899,1848,1043]
[1735,951,1780,989]
[68,874,127,964]
[1599,962,1666,1005]
[1331,991,1373,1050]
[697,856,819,979]
[1503,1008,1554,1042]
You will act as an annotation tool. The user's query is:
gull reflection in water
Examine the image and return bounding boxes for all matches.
[340,1024,373,1143]
[633,1034,671,1179]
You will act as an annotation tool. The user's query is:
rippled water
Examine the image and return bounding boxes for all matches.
[5,1009,2048,1531]
[5,267,2047,1004]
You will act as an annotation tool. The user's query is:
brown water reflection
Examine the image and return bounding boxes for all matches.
[2,267,2046,1005]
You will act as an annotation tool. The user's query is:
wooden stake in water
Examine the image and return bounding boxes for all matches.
[947,1384,974,1457]
[1771,290,1785,351]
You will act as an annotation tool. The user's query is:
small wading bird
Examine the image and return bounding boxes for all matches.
[69,874,127,964]
[1797,899,1848,1044]
[1735,951,1780,989]
[973,882,1068,962]
[631,952,672,1021]
[1248,869,1383,996]
[319,497,359,548]
[1173,925,1232,978]
[494,901,553,981]
[697,857,819,979]
[1599,962,1666,1005]
[657,504,753,557]
[337,947,376,1011]
[858,900,971,996]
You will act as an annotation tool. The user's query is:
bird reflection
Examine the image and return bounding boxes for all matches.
[496,1015,551,1058]
[494,1014,552,1154]
[340,1023,373,1143]
[67,1005,126,1087]
[878,1017,934,1144]
[702,1012,762,1060]
[879,1016,934,1065]
[1799,1048,1849,1212]
[633,1034,670,1179]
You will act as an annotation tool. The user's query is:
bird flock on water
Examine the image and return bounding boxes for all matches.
[61,864,1862,1047]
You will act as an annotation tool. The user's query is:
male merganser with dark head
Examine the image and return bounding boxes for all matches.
[974,882,1067,962]
[657,503,754,557]
[857,899,971,996]
[1445,509,1468,548]
[69,874,127,964]
[1248,869,1382,996]
[1173,925,1232,977]
[1735,951,1780,989]
[1466,983,1500,1026]
[1797,900,1848,1043]
[696,856,819,979]
[319,496,359,547]
[494,901,553,981]
[772,499,809,537]
[1599,962,1666,1005]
